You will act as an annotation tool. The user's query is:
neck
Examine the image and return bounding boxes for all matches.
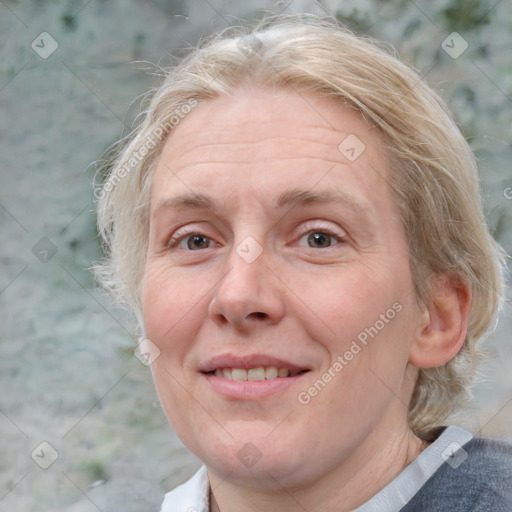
[209,426,429,512]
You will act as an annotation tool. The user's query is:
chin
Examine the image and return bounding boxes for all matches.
[192,430,322,489]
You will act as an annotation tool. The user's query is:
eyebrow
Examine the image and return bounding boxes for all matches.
[154,189,371,217]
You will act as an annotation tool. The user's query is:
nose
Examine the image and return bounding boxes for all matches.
[208,240,286,330]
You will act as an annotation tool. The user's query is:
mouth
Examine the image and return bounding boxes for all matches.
[204,366,309,381]
[199,354,311,398]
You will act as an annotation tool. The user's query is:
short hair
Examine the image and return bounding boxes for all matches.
[95,13,506,432]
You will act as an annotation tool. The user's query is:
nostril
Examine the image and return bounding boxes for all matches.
[252,312,267,319]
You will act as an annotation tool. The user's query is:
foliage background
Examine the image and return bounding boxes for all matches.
[0,0,511,510]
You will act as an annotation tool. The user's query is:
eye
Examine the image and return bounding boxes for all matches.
[168,232,217,251]
[298,228,345,249]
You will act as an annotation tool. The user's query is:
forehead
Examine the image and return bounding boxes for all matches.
[150,87,394,217]
[161,87,385,162]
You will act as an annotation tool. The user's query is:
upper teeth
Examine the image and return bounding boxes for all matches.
[213,367,298,381]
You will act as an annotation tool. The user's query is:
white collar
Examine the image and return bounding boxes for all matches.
[160,464,209,512]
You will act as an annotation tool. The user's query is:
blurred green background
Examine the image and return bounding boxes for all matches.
[1,0,511,510]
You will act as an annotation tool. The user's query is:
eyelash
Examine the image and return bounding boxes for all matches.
[167,223,346,251]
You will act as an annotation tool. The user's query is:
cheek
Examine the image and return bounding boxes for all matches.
[292,259,415,392]
[142,263,208,377]
[143,263,202,335]
[290,260,401,345]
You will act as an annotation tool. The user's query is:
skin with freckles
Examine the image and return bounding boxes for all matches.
[142,87,469,512]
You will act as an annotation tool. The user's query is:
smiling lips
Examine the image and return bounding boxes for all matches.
[200,355,311,399]
[213,367,304,381]
[201,354,310,381]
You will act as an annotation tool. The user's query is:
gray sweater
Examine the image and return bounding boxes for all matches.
[354,425,512,512]
[401,433,512,511]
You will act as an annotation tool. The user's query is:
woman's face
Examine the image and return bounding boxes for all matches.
[143,87,424,488]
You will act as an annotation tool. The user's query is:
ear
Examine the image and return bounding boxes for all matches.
[409,274,471,369]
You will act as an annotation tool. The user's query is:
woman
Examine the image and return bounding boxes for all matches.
[95,13,512,512]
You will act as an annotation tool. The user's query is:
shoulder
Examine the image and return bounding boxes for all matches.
[446,436,512,494]
[463,435,512,475]
[403,434,512,512]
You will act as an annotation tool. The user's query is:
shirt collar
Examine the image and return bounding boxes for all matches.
[160,465,209,512]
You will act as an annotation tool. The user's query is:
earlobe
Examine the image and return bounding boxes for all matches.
[409,274,472,369]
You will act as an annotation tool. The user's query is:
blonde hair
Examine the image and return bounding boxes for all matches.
[95,13,506,432]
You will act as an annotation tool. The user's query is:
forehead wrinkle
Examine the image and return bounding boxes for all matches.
[165,142,360,172]
[168,126,353,161]
[164,158,352,175]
